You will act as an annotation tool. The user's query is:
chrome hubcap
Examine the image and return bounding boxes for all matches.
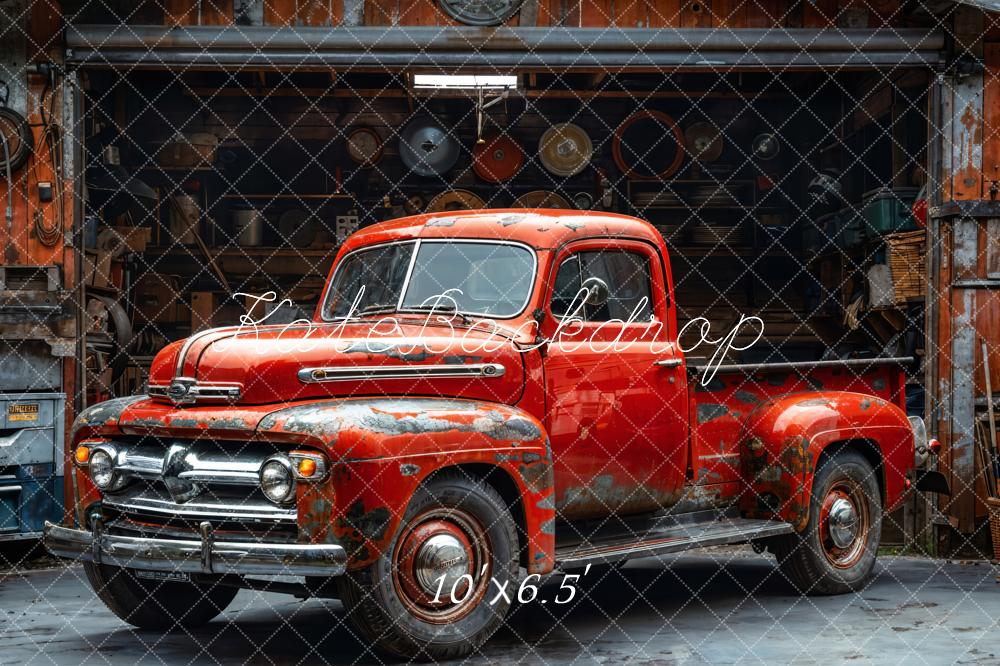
[413,533,469,594]
[827,497,859,549]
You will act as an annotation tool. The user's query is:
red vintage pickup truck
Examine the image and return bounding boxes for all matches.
[46,210,942,660]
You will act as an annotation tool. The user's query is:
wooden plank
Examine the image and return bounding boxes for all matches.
[28,0,62,60]
[364,0,396,25]
[202,0,234,25]
[983,43,1000,193]
[164,0,199,25]
[744,0,782,28]
[987,218,1000,279]
[580,0,612,26]
[164,0,232,25]
[647,0,680,27]
[264,0,296,25]
[712,0,745,28]
[802,0,836,27]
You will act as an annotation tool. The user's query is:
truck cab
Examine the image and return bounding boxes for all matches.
[45,210,933,660]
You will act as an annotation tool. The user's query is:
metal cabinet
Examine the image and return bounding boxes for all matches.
[0,392,65,540]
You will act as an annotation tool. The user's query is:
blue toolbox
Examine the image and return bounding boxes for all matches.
[0,393,66,540]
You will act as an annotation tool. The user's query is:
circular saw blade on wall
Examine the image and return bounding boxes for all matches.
[538,123,593,177]
[472,133,525,183]
[438,0,524,26]
[613,110,685,180]
[425,189,486,213]
[511,190,572,209]
[683,122,723,163]
[399,116,461,177]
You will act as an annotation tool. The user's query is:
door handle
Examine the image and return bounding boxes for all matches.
[654,358,683,368]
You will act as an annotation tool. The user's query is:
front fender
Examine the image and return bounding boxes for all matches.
[739,391,913,530]
[257,398,556,573]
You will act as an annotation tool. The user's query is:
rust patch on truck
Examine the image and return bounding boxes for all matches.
[742,434,812,526]
[334,500,393,561]
[697,403,729,424]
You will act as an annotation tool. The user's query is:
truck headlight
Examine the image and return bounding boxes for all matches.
[260,457,295,504]
[89,449,117,489]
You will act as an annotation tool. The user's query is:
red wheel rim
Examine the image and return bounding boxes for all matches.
[818,481,870,569]
[392,507,492,624]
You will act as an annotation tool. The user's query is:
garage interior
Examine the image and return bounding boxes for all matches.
[80,67,931,399]
[7,0,1000,556]
[72,61,935,544]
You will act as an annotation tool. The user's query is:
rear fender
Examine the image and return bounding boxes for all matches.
[740,391,913,530]
[257,398,556,573]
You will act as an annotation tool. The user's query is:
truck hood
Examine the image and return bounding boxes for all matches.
[147,320,527,406]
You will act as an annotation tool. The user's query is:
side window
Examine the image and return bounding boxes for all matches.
[550,250,654,322]
[551,255,582,317]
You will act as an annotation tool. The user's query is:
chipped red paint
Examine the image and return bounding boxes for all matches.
[70,210,913,577]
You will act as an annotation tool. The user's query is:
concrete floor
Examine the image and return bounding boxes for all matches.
[1,552,998,665]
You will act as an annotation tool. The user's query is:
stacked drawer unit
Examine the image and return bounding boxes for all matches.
[0,393,66,540]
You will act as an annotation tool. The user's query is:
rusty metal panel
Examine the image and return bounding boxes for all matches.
[949,218,979,532]
[944,73,985,201]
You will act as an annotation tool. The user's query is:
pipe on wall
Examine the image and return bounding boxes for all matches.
[64,25,946,69]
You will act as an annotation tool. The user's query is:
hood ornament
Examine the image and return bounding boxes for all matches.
[166,377,197,404]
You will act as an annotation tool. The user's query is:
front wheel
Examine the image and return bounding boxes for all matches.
[774,450,881,595]
[338,471,519,661]
[83,562,237,628]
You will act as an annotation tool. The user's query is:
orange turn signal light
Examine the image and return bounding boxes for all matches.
[297,458,317,478]
[75,446,90,464]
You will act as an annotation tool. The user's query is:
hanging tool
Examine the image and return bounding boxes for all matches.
[983,338,1000,486]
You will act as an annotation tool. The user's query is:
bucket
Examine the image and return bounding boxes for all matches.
[231,206,264,247]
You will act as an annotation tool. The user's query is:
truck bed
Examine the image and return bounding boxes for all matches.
[684,356,911,504]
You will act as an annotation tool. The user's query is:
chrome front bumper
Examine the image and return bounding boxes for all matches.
[43,521,347,576]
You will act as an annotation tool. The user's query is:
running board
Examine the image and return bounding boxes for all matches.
[555,517,794,569]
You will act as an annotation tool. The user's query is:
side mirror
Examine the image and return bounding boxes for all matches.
[581,276,610,307]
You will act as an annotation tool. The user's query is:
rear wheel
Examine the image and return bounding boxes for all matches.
[83,562,237,629]
[774,450,881,595]
[338,472,519,661]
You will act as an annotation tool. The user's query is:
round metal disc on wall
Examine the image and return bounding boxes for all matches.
[425,190,486,213]
[613,111,685,180]
[472,133,524,183]
[538,123,593,177]
[752,133,781,160]
[399,116,460,177]
[438,0,524,26]
[511,190,572,209]
[683,122,723,163]
[346,127,383,166]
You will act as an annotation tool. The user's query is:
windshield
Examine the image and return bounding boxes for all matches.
[324,240,536,319]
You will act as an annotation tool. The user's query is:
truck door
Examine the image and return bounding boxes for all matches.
[542,239,688,520]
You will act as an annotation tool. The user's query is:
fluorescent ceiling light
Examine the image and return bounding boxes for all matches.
[413,74,518,90]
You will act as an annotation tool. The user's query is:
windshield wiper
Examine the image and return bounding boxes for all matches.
[348,303,397,317]
[403,302,470,323]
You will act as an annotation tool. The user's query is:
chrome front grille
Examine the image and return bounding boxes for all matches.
[90,438,297,537]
